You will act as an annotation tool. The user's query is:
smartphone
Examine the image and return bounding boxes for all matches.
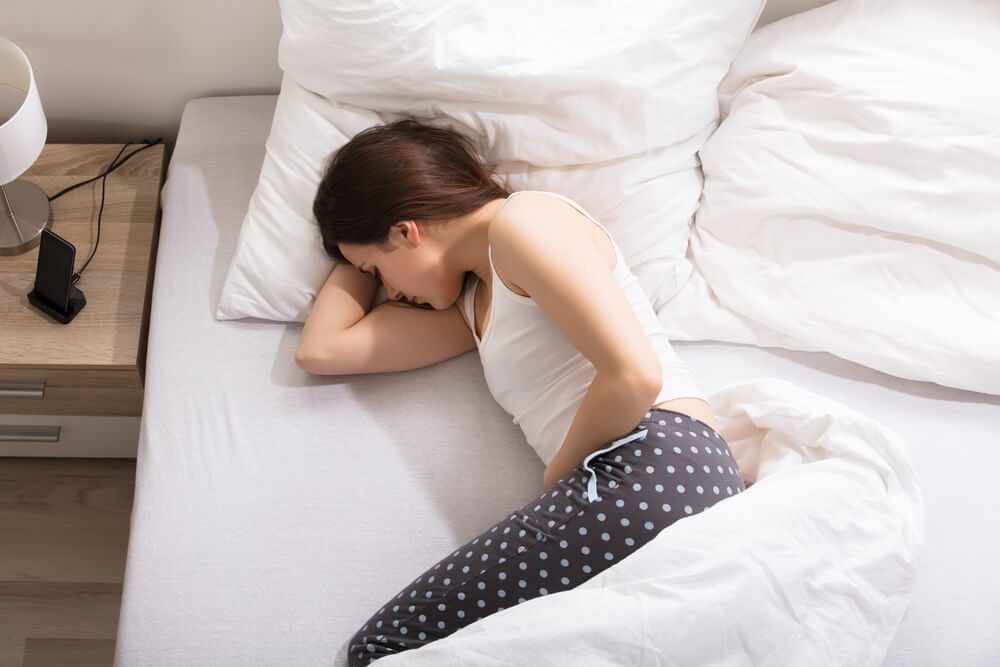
[32,228,76,312]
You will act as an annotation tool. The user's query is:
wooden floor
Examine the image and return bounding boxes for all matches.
[0,458,135,667]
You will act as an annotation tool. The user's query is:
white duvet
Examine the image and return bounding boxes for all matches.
[382,378,924,666]
[658,0,1000,396]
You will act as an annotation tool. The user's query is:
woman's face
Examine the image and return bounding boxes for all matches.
[338,221,464,311]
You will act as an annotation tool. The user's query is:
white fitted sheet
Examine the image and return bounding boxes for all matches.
[114,95,1000,666]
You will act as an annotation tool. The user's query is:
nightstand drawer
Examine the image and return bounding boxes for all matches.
[0,369,143,417]
[0,414,140,457]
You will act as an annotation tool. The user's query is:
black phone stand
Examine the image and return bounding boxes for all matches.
[27,285,87,325]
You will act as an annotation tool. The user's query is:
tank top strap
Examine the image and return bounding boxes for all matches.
[460,273,477,331]
[505,190,621,264]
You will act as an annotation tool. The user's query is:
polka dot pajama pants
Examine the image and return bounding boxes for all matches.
[348,408,746,665]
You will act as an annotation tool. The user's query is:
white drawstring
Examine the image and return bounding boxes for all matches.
[582,428,649,503]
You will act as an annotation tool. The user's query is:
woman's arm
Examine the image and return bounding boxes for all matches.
[296,262,379,362]
[295,261,477,375]
[489,193,665,488]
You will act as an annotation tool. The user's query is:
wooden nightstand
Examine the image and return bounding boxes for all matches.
[0,143,165,458]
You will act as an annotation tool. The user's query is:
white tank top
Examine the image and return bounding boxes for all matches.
[460,190,708,465]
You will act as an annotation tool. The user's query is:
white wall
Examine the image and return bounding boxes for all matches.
[5,0,830,160]
[6,0,282,160]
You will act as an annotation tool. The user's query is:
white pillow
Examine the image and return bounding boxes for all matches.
[666,0,1000,395]
[217,0,766,322]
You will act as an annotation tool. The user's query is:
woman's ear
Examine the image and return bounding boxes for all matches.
[394,220,421,247]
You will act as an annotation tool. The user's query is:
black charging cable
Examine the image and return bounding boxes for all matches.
[47,138,164,285]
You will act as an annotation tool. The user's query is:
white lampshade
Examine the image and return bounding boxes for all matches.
[0,37,50,256]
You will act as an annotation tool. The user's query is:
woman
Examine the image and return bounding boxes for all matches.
[299,119,746,665]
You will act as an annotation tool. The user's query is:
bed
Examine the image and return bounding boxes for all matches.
[113,93,1000,666]
[115,1,1000,664]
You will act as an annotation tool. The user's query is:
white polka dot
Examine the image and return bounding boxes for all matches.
[601,532,611,541]
[684,505,693,514]
[478,600,486,608]
[696,485,704,494]
[616,499,625,507]
[639,501,648,510]
[540,587,549,595]
[727,487,733,495]
[689,446,699,454]
[540,569,548,577]
[561,576,571,585]
[676,484,685,493]
[634,449,642,456]
[498,589,506,598]
[674,417,683,423]
[713,486,720,494]
[519,579,527,588]
[597,513,606,521]
[675,431,684,437]
[646,465,655,473]
[625,537,635,546]
[667,465,675,473]
[655,484,664,492]
[673,446,682,454]
[645,413,652,418]
[559,539,568,548]
[583,565,592,573]
[658,420,666,425]
[621,517,630,526]
[499,572,507,580]
[624,465,632,473]
[654,448,662,455]
[604,552,615,561]
[662,503,671,512]
[657,432,666,438]
[685,464,694,473]
[689,431,698,437]
[539,552,548,560]
[632,482,642,491]
[582,546,590,555]
[478,582,486,590]
[644,521,654,530]
[519,562,528,570]
[703,430,710,438]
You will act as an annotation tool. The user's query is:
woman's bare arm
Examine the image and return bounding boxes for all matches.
[295,261,476,375]
[297,262,379,360]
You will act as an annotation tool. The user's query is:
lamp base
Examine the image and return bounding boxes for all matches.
[1,179,53,256]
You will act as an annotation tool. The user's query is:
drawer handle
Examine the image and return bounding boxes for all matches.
[0,382,46,398]
[0,425,61,442]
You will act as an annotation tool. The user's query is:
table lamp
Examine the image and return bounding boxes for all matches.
[0,37,50,256]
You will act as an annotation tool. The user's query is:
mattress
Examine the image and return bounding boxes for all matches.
[115,95,1000,666]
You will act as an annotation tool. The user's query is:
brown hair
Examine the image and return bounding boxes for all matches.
[313,118,512,263]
